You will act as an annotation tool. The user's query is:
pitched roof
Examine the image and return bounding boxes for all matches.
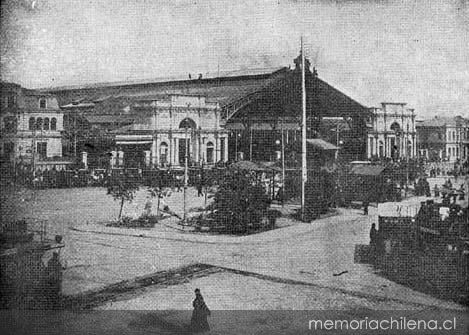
[417,116,469,128]
[44,68,286,108]
[306,139,339,150]
[417,117,454,127]
[43,64,369,120]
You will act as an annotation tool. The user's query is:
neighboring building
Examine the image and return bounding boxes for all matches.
[367,103,417,160]
[416,116,469,162]
[113,94,228,168]
[43,54,370,167]
[0,82,69,171]
[60,97,136,167]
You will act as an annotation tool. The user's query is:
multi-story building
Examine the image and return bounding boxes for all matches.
[113,94,229,168]
[0,82,69,171]
[367,102,417,160]
[416,116,469,162]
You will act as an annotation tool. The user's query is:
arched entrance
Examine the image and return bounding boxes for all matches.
[206,142,214,164]
[179,118,197,165]
[390,122,401,159]
[159,142,168,165]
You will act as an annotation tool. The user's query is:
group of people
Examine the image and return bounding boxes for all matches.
[433,178,466,205]
[414,177,431,197]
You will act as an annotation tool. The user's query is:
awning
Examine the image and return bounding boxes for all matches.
[306,139,339,150]
[350,164,386,176]
[116,141,153,145]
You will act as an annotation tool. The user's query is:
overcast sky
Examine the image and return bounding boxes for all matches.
[1,0,468,118]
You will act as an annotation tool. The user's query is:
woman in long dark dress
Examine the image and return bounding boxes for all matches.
[191,288,211,332]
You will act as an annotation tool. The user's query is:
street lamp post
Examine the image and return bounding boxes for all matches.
[183,125,189,222]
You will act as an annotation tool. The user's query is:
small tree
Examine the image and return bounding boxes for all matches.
[107,171,140,220]
[147,177,170,217]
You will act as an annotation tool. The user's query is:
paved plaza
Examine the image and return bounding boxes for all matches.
[2,177,467,333]
[3,179,467,306]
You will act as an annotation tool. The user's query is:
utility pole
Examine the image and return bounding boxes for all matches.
[183,125,189,222]
[281,123,285,207]
[249,127,253,161]
[301,36,308,222]
[235,131,238,160]
[405,124,410,197]
[32,125,36,177]
[74,110,77,159]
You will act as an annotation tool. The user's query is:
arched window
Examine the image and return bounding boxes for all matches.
[43,118,50,130]
[39,98,46,109]
[36,117,43,130]
[179,118,197,129]
[390,122,401,133]
[51,118,57,130]
[206,141,214,163]
[159,142,168,164]
[29,117,35,130]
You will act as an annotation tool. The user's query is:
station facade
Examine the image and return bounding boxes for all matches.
[367,102,417,160]
[113,95,228,168]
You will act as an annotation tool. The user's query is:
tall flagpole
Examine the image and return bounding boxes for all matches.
[281,122,285,207]
[301,37,308,222]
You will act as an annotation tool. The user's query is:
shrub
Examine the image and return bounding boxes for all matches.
[106,214,159,228]
[209,170,271,234]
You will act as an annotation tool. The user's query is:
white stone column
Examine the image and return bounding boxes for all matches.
[110,150,117,167]
[151,139,157,167]
[373,137,377,156]
[385,138,389,157]
[144,150,151,167]
[367,137,371,158]
[174,138,179,166]
[194,133,199,163]
[156,138,161,167]
[215,137,220,162]
[201,138,206,164]
[118,151,124,166]
[81,152,88,169]
[224,136,228,162]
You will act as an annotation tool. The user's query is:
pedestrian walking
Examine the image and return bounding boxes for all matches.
[176,174,183,192]
[434,184,440,198]
[197,180,203,197]
[363,200,369,215]
[445,178,452,189]
[276,186,284,206]
[191,288,211,332]
[369,223,378,256]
